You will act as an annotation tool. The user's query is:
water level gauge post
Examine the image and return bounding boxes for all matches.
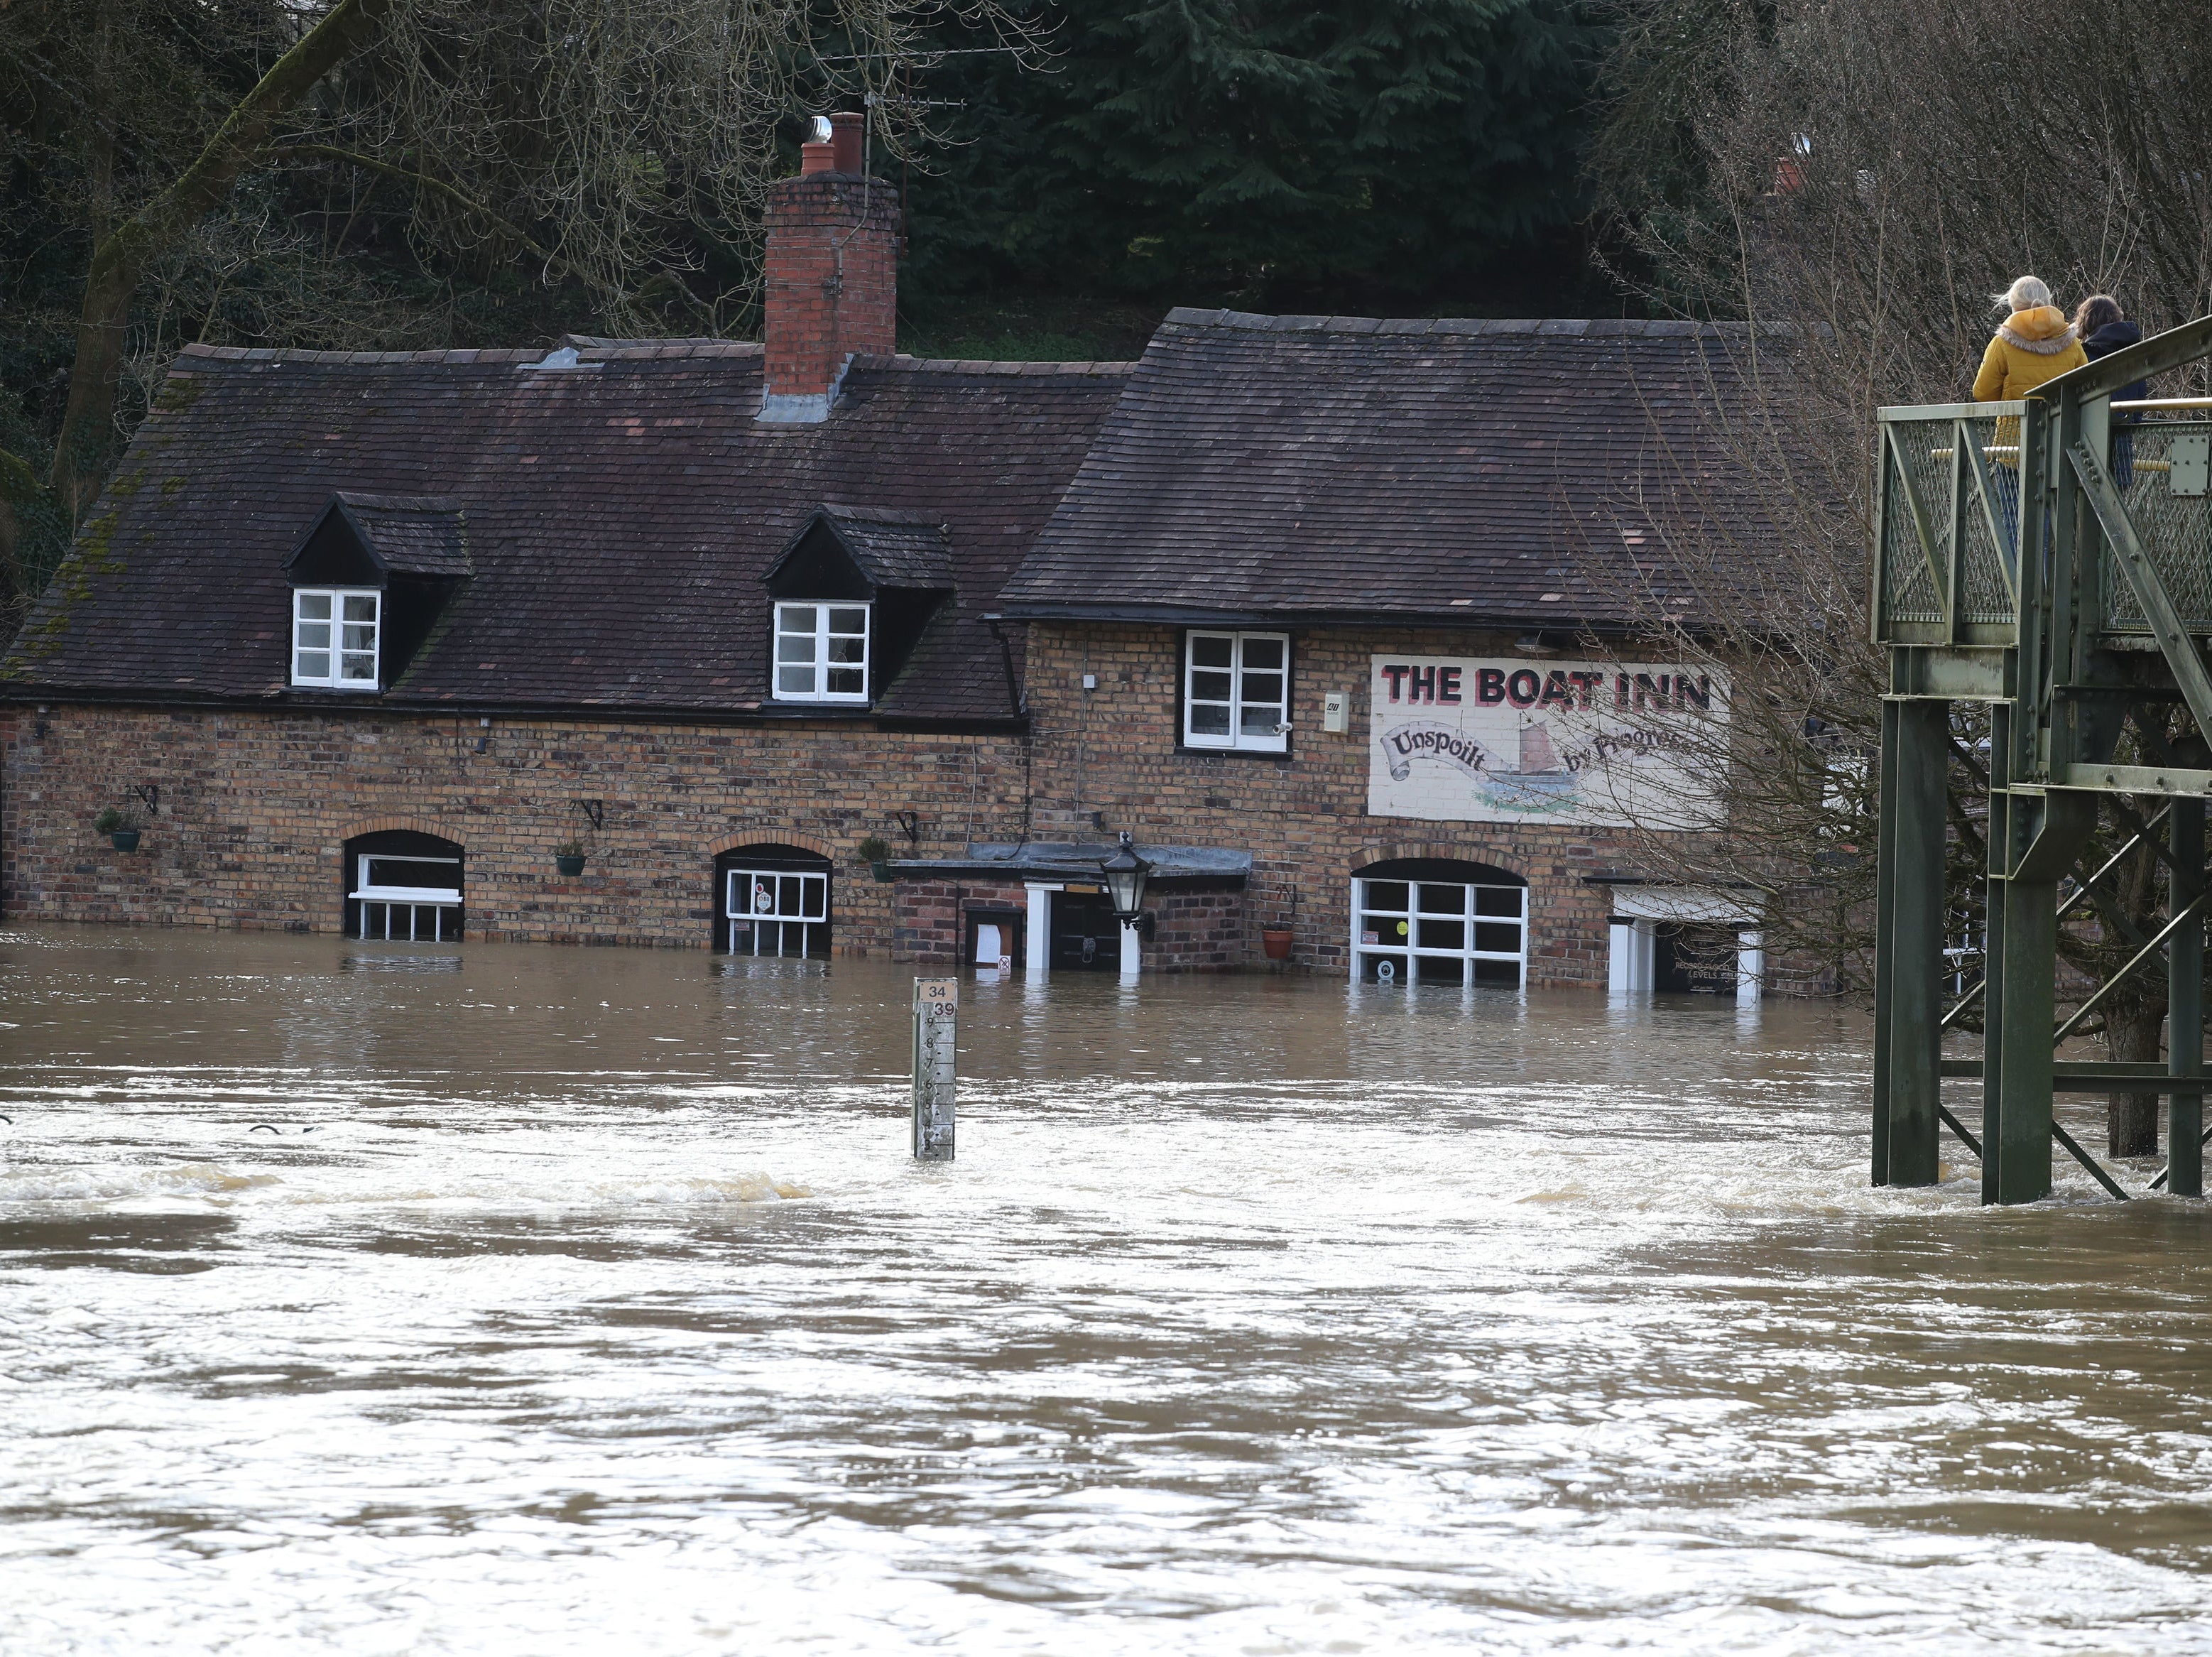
[912,977,957,1161]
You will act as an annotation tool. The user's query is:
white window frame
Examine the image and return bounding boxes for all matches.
[1183,630,1290,752]
[773,601,871,704]
[349,852,462,943]
[352,852,462,906]
[724,866,829,956]
[292,587,382,690]
[1351,876,1527,989]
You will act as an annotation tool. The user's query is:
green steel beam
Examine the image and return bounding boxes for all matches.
[1890,646,2012,700]
[1940,1058,2211,1091]
[1870,695,1900,1188]
[1986,870,2057,1202]
[1945,420,1969,642]
[2172,800,2205,1197]
[1885,698,1949,1186]
[2051,887,2212,1045]
[1877,399,2028,421]
[2059,763,2212,795]
[2052,1120,2131,1200]
[1984,789,2095,1204]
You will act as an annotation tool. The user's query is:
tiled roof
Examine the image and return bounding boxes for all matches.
[324,494,472,577]
[790,504,954,589]
[996,309,1780,629]
[6,339,1130,719]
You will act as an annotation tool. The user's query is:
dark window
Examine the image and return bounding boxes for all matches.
[344,830,463,941]
[714,844,832,956]
[1351,857,1527,988]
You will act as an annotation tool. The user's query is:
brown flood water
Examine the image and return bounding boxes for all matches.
[1,923,2208,1654]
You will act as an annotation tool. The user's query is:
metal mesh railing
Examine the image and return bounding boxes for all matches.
[1878,415,2020,633]
[1954,415,2017,625]
[1880,418,1949,625]
[2101,421,2212,632]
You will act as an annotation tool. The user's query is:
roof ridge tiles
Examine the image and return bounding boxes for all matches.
[172,339,764,367]
[1153,310,1760,339]
[819,501,945,525]
[847,354,1136,376]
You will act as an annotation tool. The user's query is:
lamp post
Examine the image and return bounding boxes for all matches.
[1099,830,1153,980]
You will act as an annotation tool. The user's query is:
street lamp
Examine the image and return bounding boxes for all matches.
[1099,830,1153,922]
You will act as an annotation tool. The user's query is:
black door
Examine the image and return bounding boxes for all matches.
[1051,891,1121,972]
[1654,923,1738,994]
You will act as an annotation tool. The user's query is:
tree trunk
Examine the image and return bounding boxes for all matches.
[48,0,395,516]
[2105,996,2164,1157]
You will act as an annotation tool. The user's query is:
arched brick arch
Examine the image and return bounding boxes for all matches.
[335,816,464,852]
[707,829,837,860]
[1349,840,1529,881]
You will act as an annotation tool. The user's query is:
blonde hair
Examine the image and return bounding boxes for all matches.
[1996,275,2052,312]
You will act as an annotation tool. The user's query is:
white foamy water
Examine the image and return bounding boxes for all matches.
[2,925,2208,1654]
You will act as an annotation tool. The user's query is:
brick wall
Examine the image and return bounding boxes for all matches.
[1018,621,1719,988]
[761,173,899,403]
[889,877,1243,973]
[893,878,1028,963]
[4,626,1736,984]
[1,705,1024,952]
[1150,885,1245,972]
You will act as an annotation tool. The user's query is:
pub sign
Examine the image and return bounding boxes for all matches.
[1366,654,1728,829]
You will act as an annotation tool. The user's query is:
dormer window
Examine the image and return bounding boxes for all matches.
[775,602,871,702]
[763,505,954,712]
[283,494,472,697]
[293,588,381,688]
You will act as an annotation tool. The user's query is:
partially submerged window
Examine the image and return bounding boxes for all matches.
[775,602,871,702]
[714,844,832,957]
[345,830,463,942]
[1184,631,1290,752]
[293,588,381,688]
[1352,857,1527,988]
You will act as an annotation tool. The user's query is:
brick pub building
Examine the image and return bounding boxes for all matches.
[1,115,1769,992]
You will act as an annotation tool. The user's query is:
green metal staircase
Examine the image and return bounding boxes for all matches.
[1873,317,2212,1203]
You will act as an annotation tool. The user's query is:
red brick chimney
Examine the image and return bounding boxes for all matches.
[759,112,898,423]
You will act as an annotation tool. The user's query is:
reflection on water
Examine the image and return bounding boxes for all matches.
[2,923,2209,1655]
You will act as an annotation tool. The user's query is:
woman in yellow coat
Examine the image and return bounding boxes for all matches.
[1971,277,2087,545]
[1973,274,2088,405]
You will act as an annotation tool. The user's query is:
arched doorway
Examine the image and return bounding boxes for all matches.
[714,843,832,956]
[344,830,464,941]
[1351,857,1527,987]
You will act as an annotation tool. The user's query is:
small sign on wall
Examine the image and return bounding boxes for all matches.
[1366,655,1727,828]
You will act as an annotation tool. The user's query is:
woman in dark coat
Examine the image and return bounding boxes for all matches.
[2076,294,2145,487]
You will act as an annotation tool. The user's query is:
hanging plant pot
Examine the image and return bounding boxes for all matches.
[109,830,141,853]
[1261,928,1295,961]
[555,853,587,877]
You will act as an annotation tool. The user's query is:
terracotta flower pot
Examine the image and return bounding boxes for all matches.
[1261,928,1295,960]
[555,854,587,876]
[109,830,141,853]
